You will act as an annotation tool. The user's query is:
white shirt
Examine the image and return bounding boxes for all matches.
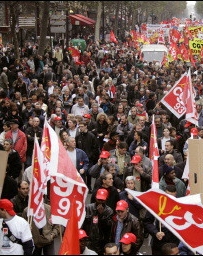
[69,128,77,138]
[67,149,76,167]
[0,216,33,255]
[81,246,98,255]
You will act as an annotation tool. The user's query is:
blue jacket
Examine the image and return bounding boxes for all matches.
[75,148,89,174]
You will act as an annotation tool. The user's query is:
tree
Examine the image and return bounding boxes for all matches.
[94,1,103,42]
[37,1,50,56]
[7,1,21,59]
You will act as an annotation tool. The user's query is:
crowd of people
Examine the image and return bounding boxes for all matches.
[0,38,202,255]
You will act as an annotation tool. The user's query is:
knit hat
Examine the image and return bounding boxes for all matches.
[163,164,174,175]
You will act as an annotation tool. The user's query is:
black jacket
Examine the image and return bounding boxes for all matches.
[82,202,114,254]
[75,131,100,164]
[143,210,179,254]
[91,186,119,214]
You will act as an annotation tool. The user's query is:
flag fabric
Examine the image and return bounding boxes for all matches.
[58,200,80,255]
[42,119,88,227]
[27,135,46,228]
[183,68,199,126]
[126,188,203,254]
[160,72,187,118]
[68,46,80,62]
[110,30,118,44]
[149,115,159,189]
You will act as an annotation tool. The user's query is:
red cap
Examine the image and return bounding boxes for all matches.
[96,189,108,200]
[0,199,16,216]
[137,103,143,107]
[116,200,129,211]
[54,116,62,121]
[131,154,142,164]
[191,127,198,135]
[79,229,89,240]
[83,114,91,119]
[119,233,137,244]
[99,151,110,159]
[184,121,192,128]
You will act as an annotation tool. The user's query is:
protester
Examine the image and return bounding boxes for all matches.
[82,188,114,254]
[0,199,34,255]
[103,243,120,255]
[79,229,98,255]
[111,200,144,253]
[10,180,29,216]
[22,203,60,255]
[119,232,139,255]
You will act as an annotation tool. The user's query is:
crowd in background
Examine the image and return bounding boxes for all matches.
[0,39,202,255]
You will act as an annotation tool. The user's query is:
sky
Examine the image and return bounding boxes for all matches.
[187,1,196,6]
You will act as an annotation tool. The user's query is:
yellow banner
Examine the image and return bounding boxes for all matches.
[188,26,203,37]
[189,38,203,55]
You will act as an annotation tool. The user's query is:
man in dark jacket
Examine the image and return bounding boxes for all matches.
[76,120,100,192]
[82,188,114,254]
[11,180,29,216]
[111,200,144,254]
[3,138,22,179]
[91,171,119,214]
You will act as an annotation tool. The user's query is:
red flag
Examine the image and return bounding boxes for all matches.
[149,115,159,189]
[42,119,88,227]
[68,46,80,62]
[28,135,46,228]
[161,72,187,118]
[126,188,203,254]
[183,68,198,126]
[58,200,80,255]
[110,30,118,44]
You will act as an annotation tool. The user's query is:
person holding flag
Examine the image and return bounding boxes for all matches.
[143,185,180,255]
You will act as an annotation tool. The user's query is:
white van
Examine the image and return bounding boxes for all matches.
[141,44,168,63]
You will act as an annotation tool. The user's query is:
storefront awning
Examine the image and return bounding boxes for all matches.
[69,14,95,26]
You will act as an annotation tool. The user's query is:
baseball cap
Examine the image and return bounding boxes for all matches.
[79,229,89,240]
[131,154,142,164]
[54,116,62,121]
[96,188,108,200]
[184,121,192,128]
[0,199,16,216]
[119,233,137,244]
[116,200,129,211]
[190,127,198,135]
[83,114,91,119]
[9,119,19,125]
[99,151,110,159]
[137,103,143,107]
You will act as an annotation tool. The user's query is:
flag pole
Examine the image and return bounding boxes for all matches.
[59,225,63,242]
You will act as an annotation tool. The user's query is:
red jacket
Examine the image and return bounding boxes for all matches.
[5,129,27,163]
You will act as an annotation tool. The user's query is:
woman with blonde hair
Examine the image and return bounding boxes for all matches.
[96,112,109,150]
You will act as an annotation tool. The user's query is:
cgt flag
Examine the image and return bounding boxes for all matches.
[126,188,203,254]
[160,72,187,118]
[149,115,159,189]
[41,119,88,228]
[27,135,46,228]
